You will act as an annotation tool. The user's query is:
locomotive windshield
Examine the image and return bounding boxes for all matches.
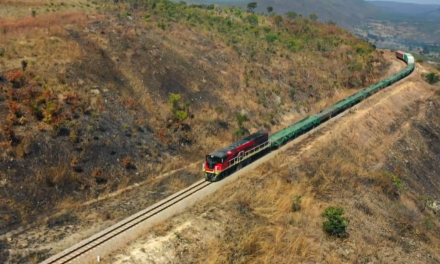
[206,155,223,164]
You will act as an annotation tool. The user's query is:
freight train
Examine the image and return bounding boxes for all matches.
[203,51,415,182]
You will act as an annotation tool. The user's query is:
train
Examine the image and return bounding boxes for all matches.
[203,51,415,182]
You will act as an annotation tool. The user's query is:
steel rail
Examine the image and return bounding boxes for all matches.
[40,180,211,264]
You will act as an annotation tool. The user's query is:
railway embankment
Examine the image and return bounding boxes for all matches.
[107,63,440,264]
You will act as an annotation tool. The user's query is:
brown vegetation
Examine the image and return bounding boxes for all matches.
[0,1,393,262]
[107,65,440,264]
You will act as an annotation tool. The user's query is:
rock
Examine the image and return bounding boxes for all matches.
[90,89,100,95]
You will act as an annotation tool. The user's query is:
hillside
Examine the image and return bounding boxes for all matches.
[0,1,387,231]
[0,0,391,262]
[421,7,440,21]
[368,1,440,15]
[212,0,386,29]
[107,62,440,264]
[190,0,440,61]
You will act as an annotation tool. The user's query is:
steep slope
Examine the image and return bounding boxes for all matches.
[107,62,440,264]
[0,0,388,248]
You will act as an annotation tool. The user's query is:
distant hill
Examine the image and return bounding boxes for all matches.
[368,1,440,15]
[419,7,440,21]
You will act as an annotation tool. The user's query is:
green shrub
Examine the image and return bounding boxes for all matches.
[175,110,187,120]
[266,33,278,43]
[235,113,248,127]
[321,206,349,237]
[424,72,440,85]
[234,126,249,137]
[291,195,302,212]
[168,93,181,109]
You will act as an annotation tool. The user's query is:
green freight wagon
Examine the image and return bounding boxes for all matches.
[404,53,415,64]
[363,83,382,96]
[314,105,339,122]
[314,89,366,122]
[269,116,321,148]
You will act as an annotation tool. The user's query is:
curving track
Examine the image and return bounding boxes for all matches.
[38,52,415,264]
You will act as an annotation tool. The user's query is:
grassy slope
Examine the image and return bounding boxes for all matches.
[0,0,388,232]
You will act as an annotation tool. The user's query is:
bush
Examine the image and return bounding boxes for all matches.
[321,206,349,237]
[234,126,249,137]
[291,195,302,212]
[175,110,187,120]
[235,113,248,127]
[424,72,440,85]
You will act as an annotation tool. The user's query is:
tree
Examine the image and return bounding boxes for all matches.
[322,207,349,237]
[285,11,297,20]
[274,14,283,26]
[246,14,259,25]
[234,8,243,17]
[247,2,257,13]
[309,13,318,21]
[266,6,273,14]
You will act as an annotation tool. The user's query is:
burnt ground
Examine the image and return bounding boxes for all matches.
[0,20,225,232]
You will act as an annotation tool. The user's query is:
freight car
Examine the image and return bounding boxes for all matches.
[396,50,405,61]
[204,51,415,182]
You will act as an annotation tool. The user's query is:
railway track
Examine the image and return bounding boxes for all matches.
[40,180,212,264]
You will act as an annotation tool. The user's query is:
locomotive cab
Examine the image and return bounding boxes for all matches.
[204,151,227,181]
[206,153,226,170]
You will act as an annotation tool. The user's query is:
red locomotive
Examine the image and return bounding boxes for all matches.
[203,130,270,181]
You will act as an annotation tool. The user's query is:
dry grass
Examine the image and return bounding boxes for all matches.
[0,12,89,33]
[189,74,439,263]
[0,2,405,263]
[107,66,440,264]
[0,0,94,19]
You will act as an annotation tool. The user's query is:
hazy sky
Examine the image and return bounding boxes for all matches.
[366,0,440,4]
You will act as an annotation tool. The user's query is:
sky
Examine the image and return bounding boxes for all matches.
[366,0,440,4]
